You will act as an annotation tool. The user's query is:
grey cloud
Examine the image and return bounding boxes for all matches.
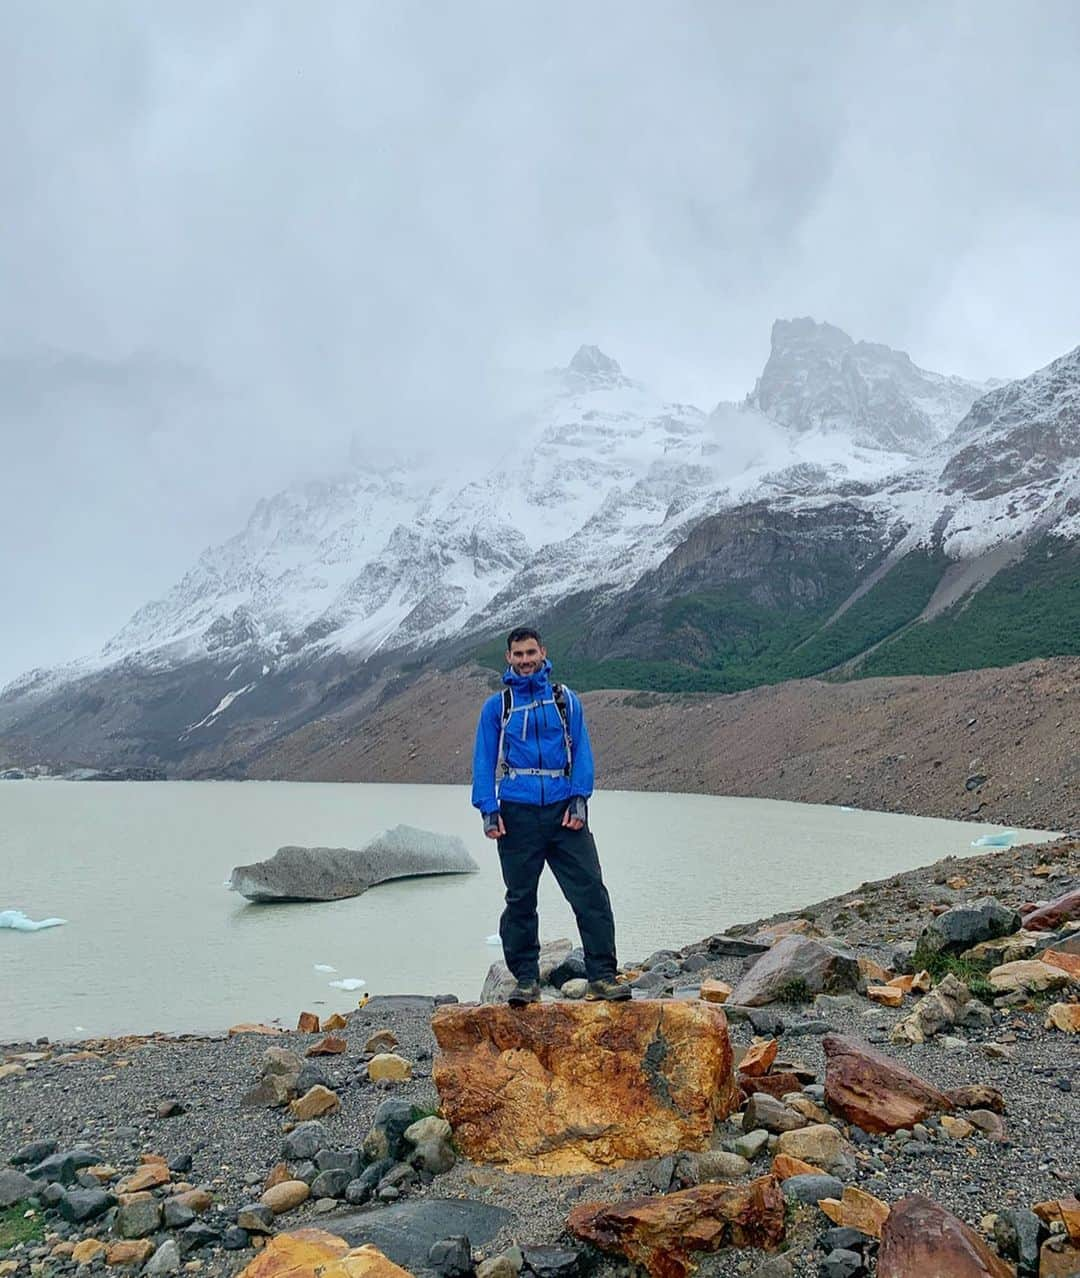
[2,0,1079,681]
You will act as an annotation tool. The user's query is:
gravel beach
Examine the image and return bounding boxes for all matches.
[2,836,1078,1278]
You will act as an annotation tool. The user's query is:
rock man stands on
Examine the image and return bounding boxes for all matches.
[472,626,629,1005]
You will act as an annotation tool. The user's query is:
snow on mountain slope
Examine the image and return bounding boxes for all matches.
[854,343,1080,563]
[7,326,1063,716]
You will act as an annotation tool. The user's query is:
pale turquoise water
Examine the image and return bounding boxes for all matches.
[0,781,1055,1041]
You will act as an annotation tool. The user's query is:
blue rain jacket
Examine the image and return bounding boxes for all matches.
[471,660,594,814]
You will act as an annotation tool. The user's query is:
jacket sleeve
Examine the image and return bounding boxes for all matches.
[565,688,594,799]
[471,695,502,814]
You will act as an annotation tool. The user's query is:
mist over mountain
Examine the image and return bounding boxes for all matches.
[2,316,1077,777]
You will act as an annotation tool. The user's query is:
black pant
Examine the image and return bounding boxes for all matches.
[496,799,618,984]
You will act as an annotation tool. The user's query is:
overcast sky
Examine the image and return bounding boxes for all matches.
[2,0,1079,685]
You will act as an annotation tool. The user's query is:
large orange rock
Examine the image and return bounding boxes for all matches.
[432,1000,738,1174]
[567,1176,785,1278]
[320,1245,414,1278]
[878,1196,1013,1277]
[235,1231,348,1278]
[823,1034,954,1133]
[236,1234,413,1278]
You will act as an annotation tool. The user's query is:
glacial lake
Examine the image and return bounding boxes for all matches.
[0,781,1057,1042]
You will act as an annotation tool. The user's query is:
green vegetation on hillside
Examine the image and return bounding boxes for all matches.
[858,540,1080,677]
[469,541,1080,693]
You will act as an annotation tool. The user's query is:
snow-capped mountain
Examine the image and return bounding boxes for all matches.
[748,317,988,453]
[2,322,1076,773]
[3,335,916,694]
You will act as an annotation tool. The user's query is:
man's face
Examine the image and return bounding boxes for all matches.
[507,636,546,677]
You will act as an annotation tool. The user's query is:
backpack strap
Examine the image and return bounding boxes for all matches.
[551,683,573,777]
[496,687,513,786]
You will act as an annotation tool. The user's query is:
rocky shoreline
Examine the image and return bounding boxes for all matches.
[2,837,1078,1278]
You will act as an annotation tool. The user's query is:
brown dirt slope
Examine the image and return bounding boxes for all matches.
[243,655,1080,830]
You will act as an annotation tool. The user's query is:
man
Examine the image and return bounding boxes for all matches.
[472,626,629,1005]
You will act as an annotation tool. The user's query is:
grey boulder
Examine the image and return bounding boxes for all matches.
[0,1169,36,1208]
[229,825,478,903]
[728,936,860,1007]
[916,897,1021,958]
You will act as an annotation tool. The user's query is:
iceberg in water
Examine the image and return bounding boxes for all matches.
[329,977,366,991]
[971,831,1016,848]
[228,824,479,903]
[1,909,68,931]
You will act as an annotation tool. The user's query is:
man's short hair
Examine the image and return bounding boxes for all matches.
[506,626,543,650]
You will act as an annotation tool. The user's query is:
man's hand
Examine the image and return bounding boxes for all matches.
[484,812,506,840]
[561,798,585,831]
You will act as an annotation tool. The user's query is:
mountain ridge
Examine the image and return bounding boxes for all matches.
[2,318,1077,774]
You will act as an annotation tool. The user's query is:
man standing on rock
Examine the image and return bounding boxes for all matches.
[472,626,629,1006]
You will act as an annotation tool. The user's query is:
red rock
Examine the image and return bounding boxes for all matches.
[1041,949,1080,979]
[306,1035,347,1057]
[323,1013,349,1031]
[1022,887,1080,932]
[567,1176,785,1278]
[946,1084,1005,1113]
[737,1071,804,1102]
[878,1195,1012,1277]
[1040,1238,1080,1276]
[823,1034,954,1134]
[297,1012,320,1034]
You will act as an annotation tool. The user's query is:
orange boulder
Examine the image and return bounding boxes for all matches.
[432,999,738,1175]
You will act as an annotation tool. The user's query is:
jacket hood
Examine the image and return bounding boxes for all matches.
[502,659,554,692]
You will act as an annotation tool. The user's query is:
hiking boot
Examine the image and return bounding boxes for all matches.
[585,976,631,1002]
[507,981,541,1006]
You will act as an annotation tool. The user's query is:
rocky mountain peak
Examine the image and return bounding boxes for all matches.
[748,317,985,455]
[940,343,1080,499]
[562,345,630,390]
